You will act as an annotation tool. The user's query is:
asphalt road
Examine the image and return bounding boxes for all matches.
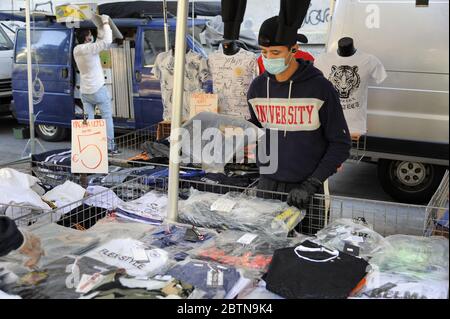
[0,115,394,202]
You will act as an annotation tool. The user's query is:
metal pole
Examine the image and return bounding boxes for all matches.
[163,0,170,51]
[325,0,337,52]
[166,0,188,222]
[25,0,35,156]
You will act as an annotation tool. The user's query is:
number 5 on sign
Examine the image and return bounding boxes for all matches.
[71,120,109,174]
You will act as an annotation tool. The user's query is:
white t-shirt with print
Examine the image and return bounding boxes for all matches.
[152,50,210,121]
[208,48,258,119]
[315,50,387,135]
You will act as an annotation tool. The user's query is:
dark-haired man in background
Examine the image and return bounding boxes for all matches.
[74,14,119,154]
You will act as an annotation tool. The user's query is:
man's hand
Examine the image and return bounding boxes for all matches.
[101,14,110,25]
[18,231,45,269]
[287,177,322,210]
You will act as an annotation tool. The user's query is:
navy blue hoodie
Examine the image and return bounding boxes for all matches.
[247,59,351,183]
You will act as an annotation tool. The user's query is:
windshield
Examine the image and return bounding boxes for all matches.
[0,25,13,51]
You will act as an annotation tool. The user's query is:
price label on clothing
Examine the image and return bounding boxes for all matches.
[190,93,219,118]
[71,120,109,174]
[210,198,236,213]
[76,273,105,294]
[237,233,258,245]
[207,269,224,287]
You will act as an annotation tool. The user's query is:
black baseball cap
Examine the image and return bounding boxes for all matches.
[259,16,308,47]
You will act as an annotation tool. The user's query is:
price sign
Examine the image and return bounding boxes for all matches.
[190,93,219,118]
[71,119,108,174]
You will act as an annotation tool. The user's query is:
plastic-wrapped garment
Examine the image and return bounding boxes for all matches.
[85,238,171,277]
[5,256,116,299]
[238,280,284,300]
[85,217,157,243]
[313,218,387,259]
[42,180,86,215]
[85,186,124,210]
[0,290,21,299]
[0,168,51,220]
[190,230,303,272]
[178,189,305,237]
[140,224,218,261]
[353,270,449,299]
[2,223,100,268]
[89,166,166,186]
[180,112,263,173]
[369,235,449,281]
[87,277,195,299]
[166,259,242,299]
[115,191,168,225]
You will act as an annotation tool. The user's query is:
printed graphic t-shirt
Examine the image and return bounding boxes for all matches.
[152,50,210,121]
[208,48,258,119]
[314,51,387,135]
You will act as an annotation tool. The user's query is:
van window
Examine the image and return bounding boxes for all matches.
[0,26,13,51]
[15,29,71,65]
[142,29,175,67]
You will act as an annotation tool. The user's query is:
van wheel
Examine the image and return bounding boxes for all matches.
[378,159,447,204]
[36,125,68,142]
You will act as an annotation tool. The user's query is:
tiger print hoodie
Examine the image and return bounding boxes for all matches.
[247,59,351,183]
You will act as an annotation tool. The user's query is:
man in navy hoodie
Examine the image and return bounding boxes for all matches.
[248,16,351,234]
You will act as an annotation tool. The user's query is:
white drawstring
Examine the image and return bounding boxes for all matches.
[285,80,293,138]
[266,77,270,111]
[294,244,339,263]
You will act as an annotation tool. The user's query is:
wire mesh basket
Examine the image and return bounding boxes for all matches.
[23,172,449,239]
[349,134,367,163]
[111,125,161,167]
[424,170,449,237]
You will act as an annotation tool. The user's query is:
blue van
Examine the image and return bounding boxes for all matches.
[10,17,207,141]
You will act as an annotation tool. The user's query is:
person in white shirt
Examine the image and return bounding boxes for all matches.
[74,15,119,154]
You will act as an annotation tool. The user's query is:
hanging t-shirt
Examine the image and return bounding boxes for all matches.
[314,50,387,135]
[208,48,258,119]
[152,49,210,121]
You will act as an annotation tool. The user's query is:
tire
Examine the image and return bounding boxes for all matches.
[377,159,447,204]
[36,124,68,142]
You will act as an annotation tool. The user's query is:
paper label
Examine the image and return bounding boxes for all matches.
[190,93,219,118]
[207,269,224,287]
[237,233,258,245]
[132,248,149,263]
[71,119,109,174]
[345,235,365,244]
[211,198,236,213]
[76,273,104,294]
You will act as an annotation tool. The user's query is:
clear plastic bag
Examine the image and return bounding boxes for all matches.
[180,112,263,173]
[140,224,219,261]
[178,188,305,237]
[189,230,305,272]
[313,218,387,259]
[369,235,449,281]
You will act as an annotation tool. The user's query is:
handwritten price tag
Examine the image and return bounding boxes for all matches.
[71,120,109,174]
[190,93,218,118]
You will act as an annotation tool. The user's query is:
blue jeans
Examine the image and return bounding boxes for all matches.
[81,86,115,150]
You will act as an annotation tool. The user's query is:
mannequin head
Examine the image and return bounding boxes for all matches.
[222,40,240,56]
[337,37,357,57]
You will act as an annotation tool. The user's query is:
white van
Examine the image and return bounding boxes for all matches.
[326,0,449,204]
[0,23,14,115]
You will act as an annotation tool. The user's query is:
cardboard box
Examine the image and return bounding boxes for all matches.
[55,3,98,23]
